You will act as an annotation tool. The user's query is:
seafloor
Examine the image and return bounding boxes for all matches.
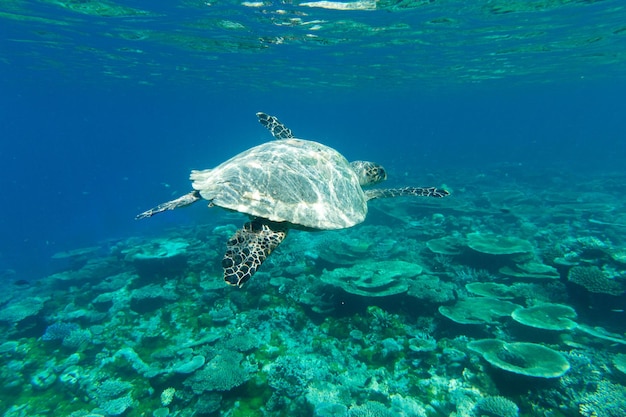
[1,165,625,417]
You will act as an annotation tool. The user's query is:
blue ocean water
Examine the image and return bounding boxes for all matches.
[3,79,624,278]
[1,1,626,416]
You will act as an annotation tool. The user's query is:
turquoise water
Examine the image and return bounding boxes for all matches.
[1,1,626,416]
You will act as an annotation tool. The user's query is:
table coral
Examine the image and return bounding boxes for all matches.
[468,339,570,378]
[466,232,533,255]
[320,260,419,297]
[499,261,559,280]
[465,282,516,299]
[511,303,577,331]
[439,297,519,325]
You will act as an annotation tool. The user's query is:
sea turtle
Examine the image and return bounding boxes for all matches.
[136,112,449,287]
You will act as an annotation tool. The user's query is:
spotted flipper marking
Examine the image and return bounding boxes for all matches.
[364,187,450,201]
[257,112,294,139]
[222,219,288,287]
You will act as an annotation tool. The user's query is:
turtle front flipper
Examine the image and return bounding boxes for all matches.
[223,219,288,287]
[365,187,450,201]
[256,112,294,139]
[135,191,201,220]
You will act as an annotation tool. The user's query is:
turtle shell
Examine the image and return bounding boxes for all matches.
[190,138,367,230]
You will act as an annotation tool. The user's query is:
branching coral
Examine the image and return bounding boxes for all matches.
[42,322,80,341]
[62,328,92,350]
[184,351,254,393]
[568,266,624,296]
[348,401,394,417]
[90,379,134,416]
[579,381,626,417]
[474,395,519,417]
[266,354,327,398]
[0,297,47,323]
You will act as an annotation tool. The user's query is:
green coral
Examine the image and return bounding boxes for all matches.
[578,381,626,417]
[50,0,152,17]
[474,395,519,417]
[320,260,418,297]
[407,274,456,303]
[465,282,516,299]
[123,238,189,261]
[0,297,47,323]
[567,266,624,296]
[511,303,578,331]
[348,401,394,417]
[91,379,134,416]
[426,236,464,255]
[184,351,254,393]
[613,353,626,375]
[439,298,520,325]
[468,339,570,378]
[499,261,559,280]
[466,233,533,255]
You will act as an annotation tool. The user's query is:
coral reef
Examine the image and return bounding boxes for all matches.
[1,166,625,417]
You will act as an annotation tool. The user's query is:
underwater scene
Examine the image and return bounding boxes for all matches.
[2,1,626,417]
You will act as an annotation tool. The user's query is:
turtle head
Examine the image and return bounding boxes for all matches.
[350,161,387,187]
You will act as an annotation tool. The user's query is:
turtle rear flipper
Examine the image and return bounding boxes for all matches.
[223,219,288,287]
[135,191,201,220]
[365,187,450,201]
